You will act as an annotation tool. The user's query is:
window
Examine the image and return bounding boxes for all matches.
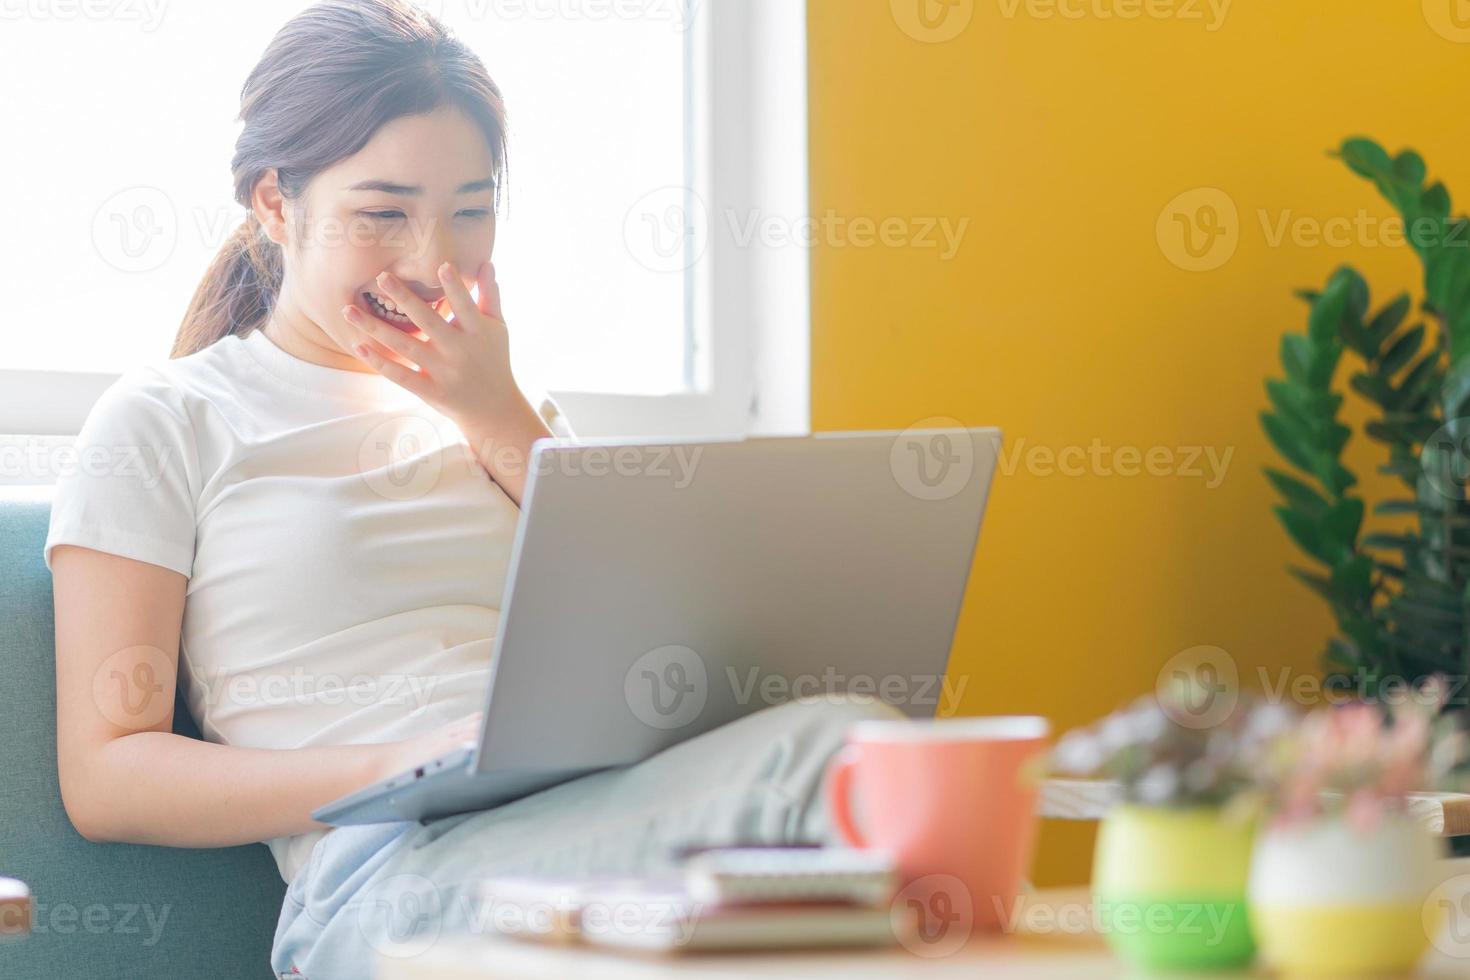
[0,0,808,443]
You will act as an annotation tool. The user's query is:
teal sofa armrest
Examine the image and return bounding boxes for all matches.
[0,488,286,979]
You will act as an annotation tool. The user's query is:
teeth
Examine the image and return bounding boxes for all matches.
[364,291,409,321]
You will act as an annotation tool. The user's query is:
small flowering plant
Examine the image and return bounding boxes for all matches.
[1246,676,1467,834]
[1049,690,1298,809]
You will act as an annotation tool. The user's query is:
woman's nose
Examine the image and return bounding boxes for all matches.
[396,220,456,289]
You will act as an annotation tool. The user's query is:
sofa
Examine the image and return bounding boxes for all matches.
[0,487,286,979]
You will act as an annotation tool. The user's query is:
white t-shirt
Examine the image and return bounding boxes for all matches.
[43,327,573,884]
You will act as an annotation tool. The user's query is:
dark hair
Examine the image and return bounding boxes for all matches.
[172,0,507,358]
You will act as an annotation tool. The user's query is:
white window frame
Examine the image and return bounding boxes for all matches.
[0,0,809,442]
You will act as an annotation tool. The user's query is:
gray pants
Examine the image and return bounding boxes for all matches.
[270,693,905,979]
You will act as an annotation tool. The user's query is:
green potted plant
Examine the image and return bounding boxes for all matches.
[1261,138,1470,711]
[1050,688,1293,970]
[1244,678,1465,975]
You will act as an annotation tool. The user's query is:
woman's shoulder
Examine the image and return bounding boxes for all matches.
[107,333,251,405]
[83,334,251,441]
[151,332,254,395]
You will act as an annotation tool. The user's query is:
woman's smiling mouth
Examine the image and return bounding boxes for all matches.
[362,289,417,330]
[361,289,452,332]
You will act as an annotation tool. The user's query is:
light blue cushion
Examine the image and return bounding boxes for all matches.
[0,488,285,979]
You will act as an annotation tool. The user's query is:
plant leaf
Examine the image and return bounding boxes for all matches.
[1266,468,1330,517]
[1380,324,1425,375]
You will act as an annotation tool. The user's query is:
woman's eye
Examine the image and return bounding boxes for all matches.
[457,209,491,219]
[361,210,405,220]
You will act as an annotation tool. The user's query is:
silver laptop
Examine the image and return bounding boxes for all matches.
[313,427,1001,826]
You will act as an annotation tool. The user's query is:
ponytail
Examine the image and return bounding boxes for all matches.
[172,211,282,358]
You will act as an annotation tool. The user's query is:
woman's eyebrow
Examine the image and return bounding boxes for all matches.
[345,177,496,195]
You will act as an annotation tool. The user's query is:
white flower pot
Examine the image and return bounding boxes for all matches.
[1248,811,1443,975]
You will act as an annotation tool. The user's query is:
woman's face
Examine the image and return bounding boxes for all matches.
[272,105,499,359]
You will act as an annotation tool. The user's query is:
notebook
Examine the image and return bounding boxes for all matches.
[474,848,909,954]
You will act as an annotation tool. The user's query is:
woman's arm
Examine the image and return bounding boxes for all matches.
[51,544,471,848]
[462,392,553,507]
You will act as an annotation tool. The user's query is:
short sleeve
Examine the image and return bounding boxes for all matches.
[44,368,200,578]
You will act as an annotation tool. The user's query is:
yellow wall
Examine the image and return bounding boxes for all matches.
[806,0,1470,885]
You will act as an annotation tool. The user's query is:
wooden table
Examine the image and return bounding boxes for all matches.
[1039,779,1470,837]
[377,860,1470,979]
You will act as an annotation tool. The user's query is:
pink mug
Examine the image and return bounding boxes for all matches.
[825,716,1050,932]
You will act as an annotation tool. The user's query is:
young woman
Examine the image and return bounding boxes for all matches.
[45,1,899,975]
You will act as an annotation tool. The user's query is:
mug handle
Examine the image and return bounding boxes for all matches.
[824,746,867,847]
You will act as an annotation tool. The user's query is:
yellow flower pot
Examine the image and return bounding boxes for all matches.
[1249,812,1443,975]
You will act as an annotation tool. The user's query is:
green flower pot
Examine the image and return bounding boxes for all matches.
[1092,804,1257,970]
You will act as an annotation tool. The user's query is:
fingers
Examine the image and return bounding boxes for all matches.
[341,303,431,373]
[374,271,450,340]
[437,261,478,328]
[351,341,429,397]
[477,260,503,322]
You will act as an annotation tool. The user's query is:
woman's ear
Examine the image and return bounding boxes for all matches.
[250,168,289,247]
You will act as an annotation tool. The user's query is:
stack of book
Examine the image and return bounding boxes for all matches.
[474,847,914,955]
